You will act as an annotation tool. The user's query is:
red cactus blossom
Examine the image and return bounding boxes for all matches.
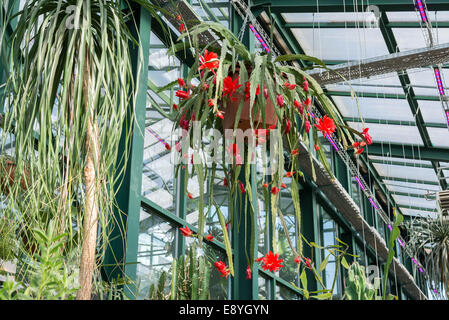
[176,90,190,100]
[199,49,219,73]
[284,82,297,90]
[208,98,214,107]
[258,251,284,272]
[214,261,230,278]
[263,182,269,188]
[314,144,320,151]
[276,94,284,107]
[187,192,194,199]
[179,23,186,33]
[179,226,193,237]
[303,79,309,92]
[172,103,178,110]
[294,256,301,264]
[164,143,171,151]
[227,143,242,165]
[303,257,312,269]
[206,234,214,241]
[286,171,295,178]
[271,186,280,195]
[314,115,336,136]
[362,128,373,145]
[304,97,311,107]
[178,78,186,87]
[176,14,181,21]
[291,149,299,156]
[284,119,293,134]
[223,76,242,100]
[305,120,311,133]
[216,110,225,119]
[245,82,260,101]
[179,114,190,131]
[239,181,245,194]
[246,266,252,280]
[281,183,287,189]
[223,178,228,187]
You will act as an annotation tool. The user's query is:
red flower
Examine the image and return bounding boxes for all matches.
[176,90,190,100]
[271,186,280,195]
[284,119,292,134]
[223,178,228,187]
[362,128,373,145]
[285,171,295,178]
[179,23,186,33]
[227,143,242,164]
[165,143,171,151]
[303,79,309,92]
[246,266,252,280]
[254,129,267,145]
[284,82,297,90]
[206,234,214,241]
[187,192,194,199]
[202,83,209,91]
[244,82,260,101]
[355,148,364,155]
[263,182,269,188]
[175,140,182,152]
[178,78,186,87]
[305,120,311,133]
[179,226,193,237]
[222,76,242,100]
[199,50,219,73]
[258,251,284,272]
[179,114,190,131]
[172,103,178,110]
[303,257,312,269]
[304,97,311,107]
[291,149,299,156]
[176,14,181,21]
[216,110,225,119]
[294,256,301,264]
[208,98,214,107]
[276,94,284,107]
[314,144,320,151]
[214,261,230,278]
[281,183,287,189]
[314,115,336,136]
[239,181,245,194]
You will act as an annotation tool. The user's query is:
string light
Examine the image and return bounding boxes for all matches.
[249,24,270,53]
[415,0,428,22]
[434,67,445,96]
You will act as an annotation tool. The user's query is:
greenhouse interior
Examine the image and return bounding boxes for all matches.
[1,0,449,302]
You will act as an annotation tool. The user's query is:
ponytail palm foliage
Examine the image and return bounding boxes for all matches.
[0,0,145,299]
[406,216,449,299]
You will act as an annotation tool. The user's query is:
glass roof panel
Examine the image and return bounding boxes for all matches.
[326,73,404,95]
[408,67,449,97]
[282,12,376,23]
[427,127,449,148]
[387,11,449,22]
[373,163,438,182]
[385,183,434,195]
[417,100,448,124]
[332,96,415,121]
[383,179,440,191]
[368,155,432,166]
[291,28,389,61]
[347,121,424,145]
[392,28,449,51]
[392,194,437,210]
[399,208,437,218]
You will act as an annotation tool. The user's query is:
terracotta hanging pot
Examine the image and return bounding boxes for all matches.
[221,67,277,132]
[0,159,29,196]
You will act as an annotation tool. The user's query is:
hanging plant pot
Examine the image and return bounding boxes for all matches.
[221,68,277,133]
[0,158,29,196]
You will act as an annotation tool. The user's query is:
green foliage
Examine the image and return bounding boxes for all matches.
[0,221,79,300]
[149,244,211,300]
[343,262,381,300]
[0,216,17,261]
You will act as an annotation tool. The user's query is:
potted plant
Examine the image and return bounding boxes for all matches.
[166,21,372,279]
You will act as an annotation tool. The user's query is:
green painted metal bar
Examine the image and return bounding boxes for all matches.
[342,117,448,129]
[327,90,441,101]
[368,143,449,162]
[284,21,449,28]
[103,3,151,298]
[251,0,449,13]
[397,204,438,212]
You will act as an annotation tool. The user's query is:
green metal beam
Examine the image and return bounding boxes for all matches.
[342,117,448,129]
[284,22,449,28]
[327,90,441,101]
[397,204,438,212]
[370,158,433,169]
[390,191,436,199]
[368,142,449,163]
[251,0,449,13]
